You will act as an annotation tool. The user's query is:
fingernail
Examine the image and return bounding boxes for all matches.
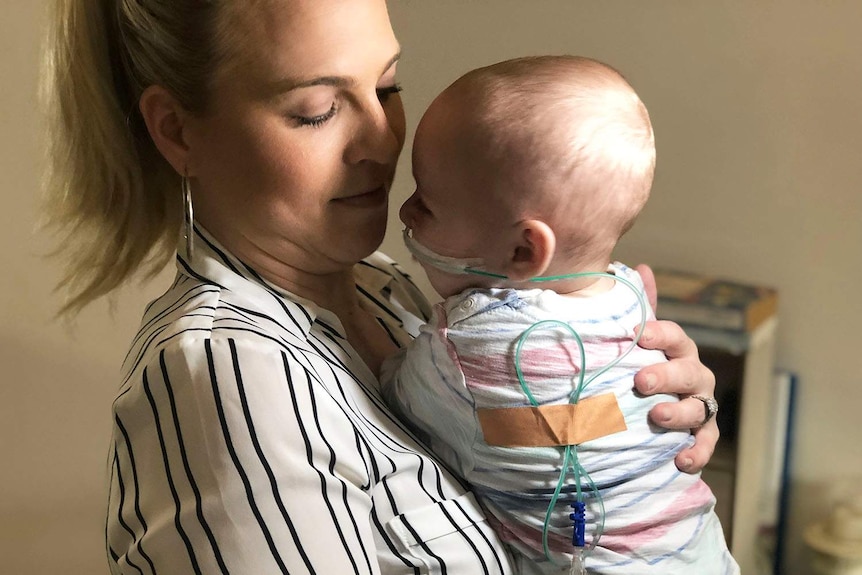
[643,374,656,392]
[640,328,653,343]
[680,458,693,470]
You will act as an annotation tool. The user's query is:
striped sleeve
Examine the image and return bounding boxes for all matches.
[108,336,382,575]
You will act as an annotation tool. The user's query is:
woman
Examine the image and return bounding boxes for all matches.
[44,1,720,573]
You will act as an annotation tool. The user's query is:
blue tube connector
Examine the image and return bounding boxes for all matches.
[570,500,586,548]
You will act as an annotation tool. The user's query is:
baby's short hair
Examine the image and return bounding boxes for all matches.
[451,56,656,244]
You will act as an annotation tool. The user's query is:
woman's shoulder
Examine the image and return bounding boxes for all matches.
[120,273,314,385]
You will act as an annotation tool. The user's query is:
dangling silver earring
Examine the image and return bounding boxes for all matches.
[182,173,195,260]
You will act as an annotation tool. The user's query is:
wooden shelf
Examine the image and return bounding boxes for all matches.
[693,318,778,575]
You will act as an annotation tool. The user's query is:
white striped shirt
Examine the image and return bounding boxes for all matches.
[106,227,514,575]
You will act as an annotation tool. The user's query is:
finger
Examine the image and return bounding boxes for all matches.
[648,396,717,430]
[636,320,698,359]
[634,355,715,397]
[635,264,658,312]
[675,423,720,473]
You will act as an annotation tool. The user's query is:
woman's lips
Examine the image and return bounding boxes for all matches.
[333,185,387,207]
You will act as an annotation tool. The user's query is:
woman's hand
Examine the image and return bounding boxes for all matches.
[634,265,719,474]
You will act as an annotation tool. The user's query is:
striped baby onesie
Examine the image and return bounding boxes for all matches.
[382,263,738,575]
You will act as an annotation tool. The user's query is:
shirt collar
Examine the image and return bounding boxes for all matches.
[177,224,404,341]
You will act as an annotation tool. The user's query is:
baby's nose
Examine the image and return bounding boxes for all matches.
[399,193,417,226]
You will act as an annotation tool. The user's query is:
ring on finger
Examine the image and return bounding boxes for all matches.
[691,395,719,427]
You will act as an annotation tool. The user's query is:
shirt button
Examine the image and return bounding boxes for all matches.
[461,297,475,311]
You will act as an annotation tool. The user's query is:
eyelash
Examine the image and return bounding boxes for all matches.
[377,83,403,102]
[293,84,403,128]
[295,103,337,128]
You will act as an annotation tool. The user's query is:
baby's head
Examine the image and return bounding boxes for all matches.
[401,55,655,298]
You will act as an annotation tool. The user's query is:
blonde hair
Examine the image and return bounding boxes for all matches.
[453,56,656,251]
[42,0,234,314]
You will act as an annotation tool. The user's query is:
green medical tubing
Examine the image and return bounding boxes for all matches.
[510,271,647,565]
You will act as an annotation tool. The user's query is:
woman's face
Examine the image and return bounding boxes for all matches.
[185,0,405,277]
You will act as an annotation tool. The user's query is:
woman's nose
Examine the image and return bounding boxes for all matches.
[345,96,405,166]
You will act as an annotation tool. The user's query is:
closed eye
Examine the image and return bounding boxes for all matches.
[294,102,337,128]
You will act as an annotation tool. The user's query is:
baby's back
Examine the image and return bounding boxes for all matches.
[385,264,735,573]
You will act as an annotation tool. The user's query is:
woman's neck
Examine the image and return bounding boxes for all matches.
[230,240,398,376]
[202,225,400,375]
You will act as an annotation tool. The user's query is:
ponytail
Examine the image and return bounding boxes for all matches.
[42,0,224,314]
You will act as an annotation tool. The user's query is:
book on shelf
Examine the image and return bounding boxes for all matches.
[674,318,777,355]
[654,269,778,332]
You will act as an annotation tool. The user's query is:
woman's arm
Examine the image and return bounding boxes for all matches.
[633,265,719,473]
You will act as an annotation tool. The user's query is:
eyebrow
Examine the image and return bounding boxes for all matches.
[270,50,402,96]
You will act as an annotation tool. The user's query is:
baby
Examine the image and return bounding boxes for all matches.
[382,56,737,574]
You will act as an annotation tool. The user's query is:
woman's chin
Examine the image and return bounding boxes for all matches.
[343,216,389,262]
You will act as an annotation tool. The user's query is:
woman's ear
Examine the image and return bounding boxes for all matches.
[505,219,556,281]
[138,85,191,175]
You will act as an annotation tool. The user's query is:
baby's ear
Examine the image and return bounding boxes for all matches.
[505,220,556,281]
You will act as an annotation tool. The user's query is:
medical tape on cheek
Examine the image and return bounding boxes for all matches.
[476,393,627,447]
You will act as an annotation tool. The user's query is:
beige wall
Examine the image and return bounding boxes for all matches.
[3,1,860,574]
[1,3,172,573]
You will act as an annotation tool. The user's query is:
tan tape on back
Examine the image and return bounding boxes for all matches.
[477,393,627,447]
